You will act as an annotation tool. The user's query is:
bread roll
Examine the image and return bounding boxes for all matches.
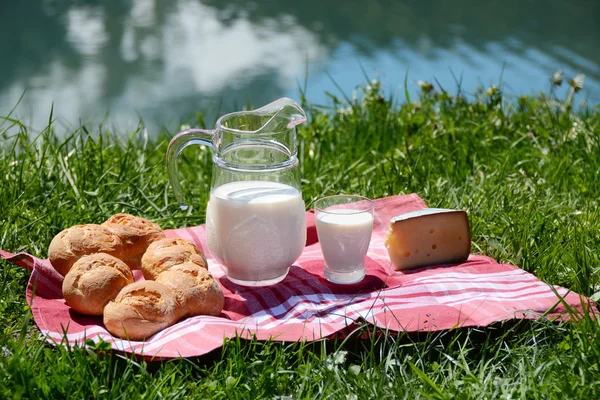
[102,213,165,269]
[156,263,224,317]
[141,238,207,280]
[103,281,180,341]
[62,253,134,316]
[48,224,125,276]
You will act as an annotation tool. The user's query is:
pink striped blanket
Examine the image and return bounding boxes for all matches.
[0,194,590,358]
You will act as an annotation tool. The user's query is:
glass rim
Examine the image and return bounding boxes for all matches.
[314,194,374,215]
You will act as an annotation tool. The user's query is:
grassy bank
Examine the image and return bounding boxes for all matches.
[1,80,599,398]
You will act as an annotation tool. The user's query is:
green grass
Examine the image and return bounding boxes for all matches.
[1,78,599,399]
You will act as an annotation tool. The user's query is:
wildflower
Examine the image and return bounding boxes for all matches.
[569,74,585,92]
[418,80,434,93]
[551,69,563,86]
[486,85,500,97]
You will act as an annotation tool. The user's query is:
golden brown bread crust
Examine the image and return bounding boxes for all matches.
[141,238,208,280]
[48,224,125,276]
[156,263,224,317]
[103,281,180,341]
[62,253,134,316]
[102,213,165,269]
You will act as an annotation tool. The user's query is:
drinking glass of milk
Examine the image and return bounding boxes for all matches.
[315,195,375,284]
[166,98,308,287]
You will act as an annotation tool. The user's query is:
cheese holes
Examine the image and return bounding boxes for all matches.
[432,244,437,250]
[404,251,411,257]
[429,229,435,234]
[415,249,420,253]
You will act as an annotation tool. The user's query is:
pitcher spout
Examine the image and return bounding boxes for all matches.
[254,97,307,130]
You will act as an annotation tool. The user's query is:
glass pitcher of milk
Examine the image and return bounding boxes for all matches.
[166,98,307,286]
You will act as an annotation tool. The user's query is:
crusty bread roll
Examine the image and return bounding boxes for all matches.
[156,263,224,317]
[62,253,134,316]
[141,238,207,280]
[49,224,125,276]
[103,281,180,341]
[102,213,165,269]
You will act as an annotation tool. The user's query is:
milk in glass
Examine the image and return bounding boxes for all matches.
[316,210,374,283]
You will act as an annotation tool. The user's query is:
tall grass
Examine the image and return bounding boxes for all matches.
[0,78,599,398]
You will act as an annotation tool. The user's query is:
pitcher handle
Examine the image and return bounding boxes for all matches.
[166,129,214,210]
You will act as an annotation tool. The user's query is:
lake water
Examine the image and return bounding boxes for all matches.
[1,0,598,134]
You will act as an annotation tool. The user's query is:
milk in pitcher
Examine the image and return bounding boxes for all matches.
[206,181,306,286]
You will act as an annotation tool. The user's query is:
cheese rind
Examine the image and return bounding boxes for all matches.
[385,209,471,271]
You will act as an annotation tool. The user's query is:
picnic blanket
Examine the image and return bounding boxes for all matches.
[0,194,591,358]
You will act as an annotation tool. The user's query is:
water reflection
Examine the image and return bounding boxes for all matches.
[0,0,598,134]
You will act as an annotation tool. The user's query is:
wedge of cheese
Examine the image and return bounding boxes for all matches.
[384,208,471,271]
